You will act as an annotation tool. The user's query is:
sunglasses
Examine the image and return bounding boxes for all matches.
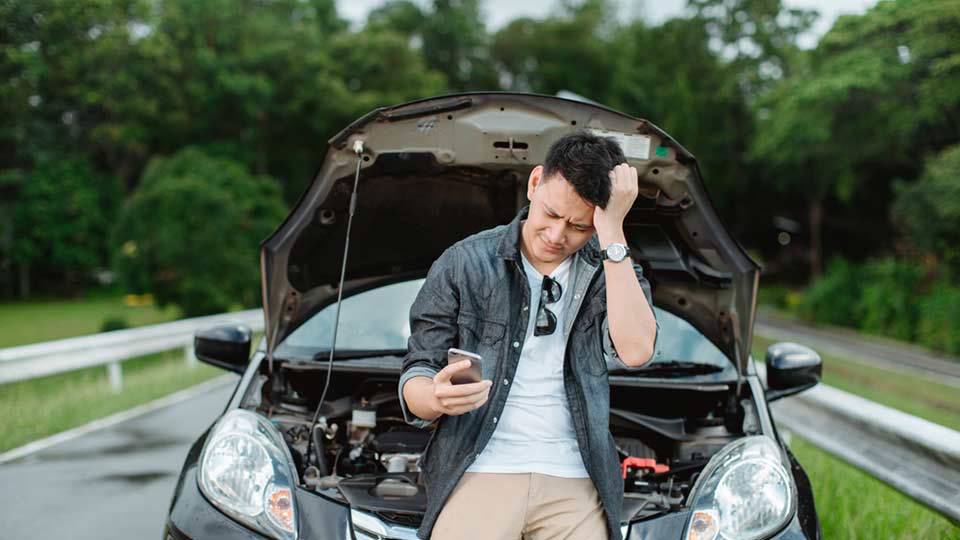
[535,276,563,336]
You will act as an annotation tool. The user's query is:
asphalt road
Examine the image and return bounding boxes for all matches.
[0,378,235,540]
[755,309,960,388]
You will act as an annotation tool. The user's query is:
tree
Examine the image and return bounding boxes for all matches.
[139,0,356,200]
[892,143,960,276]
[0,0,166,187]
[420,0,499,90]
[366,1,427,39]
[113,148,286,316]
[750,0,960,277]
[491,0,617,97]
[606,17,747,213]
[325,27,447,121]
[366,0,497,91]
[9,155,122,296]
[688,0,818,97]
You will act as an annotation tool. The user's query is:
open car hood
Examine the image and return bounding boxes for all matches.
[259,93,760,373]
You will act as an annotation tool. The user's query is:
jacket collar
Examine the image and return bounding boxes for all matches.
[497,205,603,266]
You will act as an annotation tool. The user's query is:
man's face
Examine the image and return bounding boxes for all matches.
[521,166,596,267]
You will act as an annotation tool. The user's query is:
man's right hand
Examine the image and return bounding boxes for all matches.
[403,360,493,420]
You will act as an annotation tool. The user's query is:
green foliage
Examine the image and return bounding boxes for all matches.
[140,0,357,199]
[855,258,923,341]
[757,284,795,310]
[794,255,960,353]
[747,0,960,279]
[366,1,427,38]
[893,143,960,274]
[750,0,960,242]
[10,155,122,288]
[606,17,748,209]
[689,0,817,95]
[491,0,616,98]
[100,315,130,332]
[3,0,960,305]
[113,148,286,316]
[420,0,499,90]
[753,0,960,176]
[797,258,862,326]
[326,28,447,119]
[917,281,960,355]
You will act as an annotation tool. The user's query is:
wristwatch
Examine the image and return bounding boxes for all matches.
[601,242,631,263]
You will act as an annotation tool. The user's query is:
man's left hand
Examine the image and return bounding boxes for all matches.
[594,162,638,237]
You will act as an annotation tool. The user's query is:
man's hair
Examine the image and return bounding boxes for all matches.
[541,131,626,209]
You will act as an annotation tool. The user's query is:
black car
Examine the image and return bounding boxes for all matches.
[164,93,822,540]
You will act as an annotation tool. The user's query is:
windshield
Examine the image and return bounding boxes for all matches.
[274,278,732,374]
[275,279,421,360]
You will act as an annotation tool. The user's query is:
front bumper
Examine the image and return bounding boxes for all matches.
[165,442,817,540]
[165,467,815,540]
[164,462,352,540]
[623,511,812,540]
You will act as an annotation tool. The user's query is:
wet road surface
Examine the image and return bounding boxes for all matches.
[755,309,960,388]
[0,378,236,540]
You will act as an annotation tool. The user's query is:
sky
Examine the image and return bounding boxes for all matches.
[337,0,879,49]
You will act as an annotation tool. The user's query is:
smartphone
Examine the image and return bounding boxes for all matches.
[447,348,483,385]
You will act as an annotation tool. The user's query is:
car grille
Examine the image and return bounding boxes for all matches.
[375,511,422,528]
[351,509,420,540]
[348,509,630,539]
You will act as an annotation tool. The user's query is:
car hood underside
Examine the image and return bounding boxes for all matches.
[259,93,760,373]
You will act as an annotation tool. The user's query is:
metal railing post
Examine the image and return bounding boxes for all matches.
[107,361,122,393]
[185,343,196,369]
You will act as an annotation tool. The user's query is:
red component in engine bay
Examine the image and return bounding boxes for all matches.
[621,457,670,479]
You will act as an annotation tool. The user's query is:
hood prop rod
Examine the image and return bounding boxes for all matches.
[306,140,365,469]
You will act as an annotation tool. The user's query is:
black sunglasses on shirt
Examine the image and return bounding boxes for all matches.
[535,276,563,336]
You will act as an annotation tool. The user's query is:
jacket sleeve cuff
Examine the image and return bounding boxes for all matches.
[603,315,662,372]
[398,366,440,428]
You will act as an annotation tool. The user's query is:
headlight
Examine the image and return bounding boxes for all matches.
[198,409,299,540]
[685,436,794,540]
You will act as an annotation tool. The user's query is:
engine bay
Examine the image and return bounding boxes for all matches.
[240,364,760,527]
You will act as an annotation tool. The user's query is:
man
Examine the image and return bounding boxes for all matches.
[398,132,660,540]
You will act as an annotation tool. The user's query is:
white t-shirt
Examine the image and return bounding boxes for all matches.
[466,251,589,478]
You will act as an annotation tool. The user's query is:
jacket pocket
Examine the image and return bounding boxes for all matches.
[456,311,483,351]
[577,296,608,376]
[480,319,506,345]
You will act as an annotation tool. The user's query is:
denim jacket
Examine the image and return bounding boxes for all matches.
[398,206,660,540]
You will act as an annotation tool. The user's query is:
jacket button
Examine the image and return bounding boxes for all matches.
[512,341,520,348]
[522,305,529,311]
[493,416,498,423]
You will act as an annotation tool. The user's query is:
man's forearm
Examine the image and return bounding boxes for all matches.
[598,229,657,367]
[402,376,442,421]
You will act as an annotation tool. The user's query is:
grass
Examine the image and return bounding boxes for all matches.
[0,349,224,453]
[789,436,960,539]
[0,294,180,348]
[752,334,960,432]
[0,292,261,454]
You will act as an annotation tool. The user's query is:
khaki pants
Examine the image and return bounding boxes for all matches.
[431,472,608,540]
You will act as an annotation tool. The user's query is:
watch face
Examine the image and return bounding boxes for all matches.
[607,243,627,261]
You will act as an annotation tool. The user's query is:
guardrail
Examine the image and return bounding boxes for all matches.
[0,309,263,392]
[756,364,960,524]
